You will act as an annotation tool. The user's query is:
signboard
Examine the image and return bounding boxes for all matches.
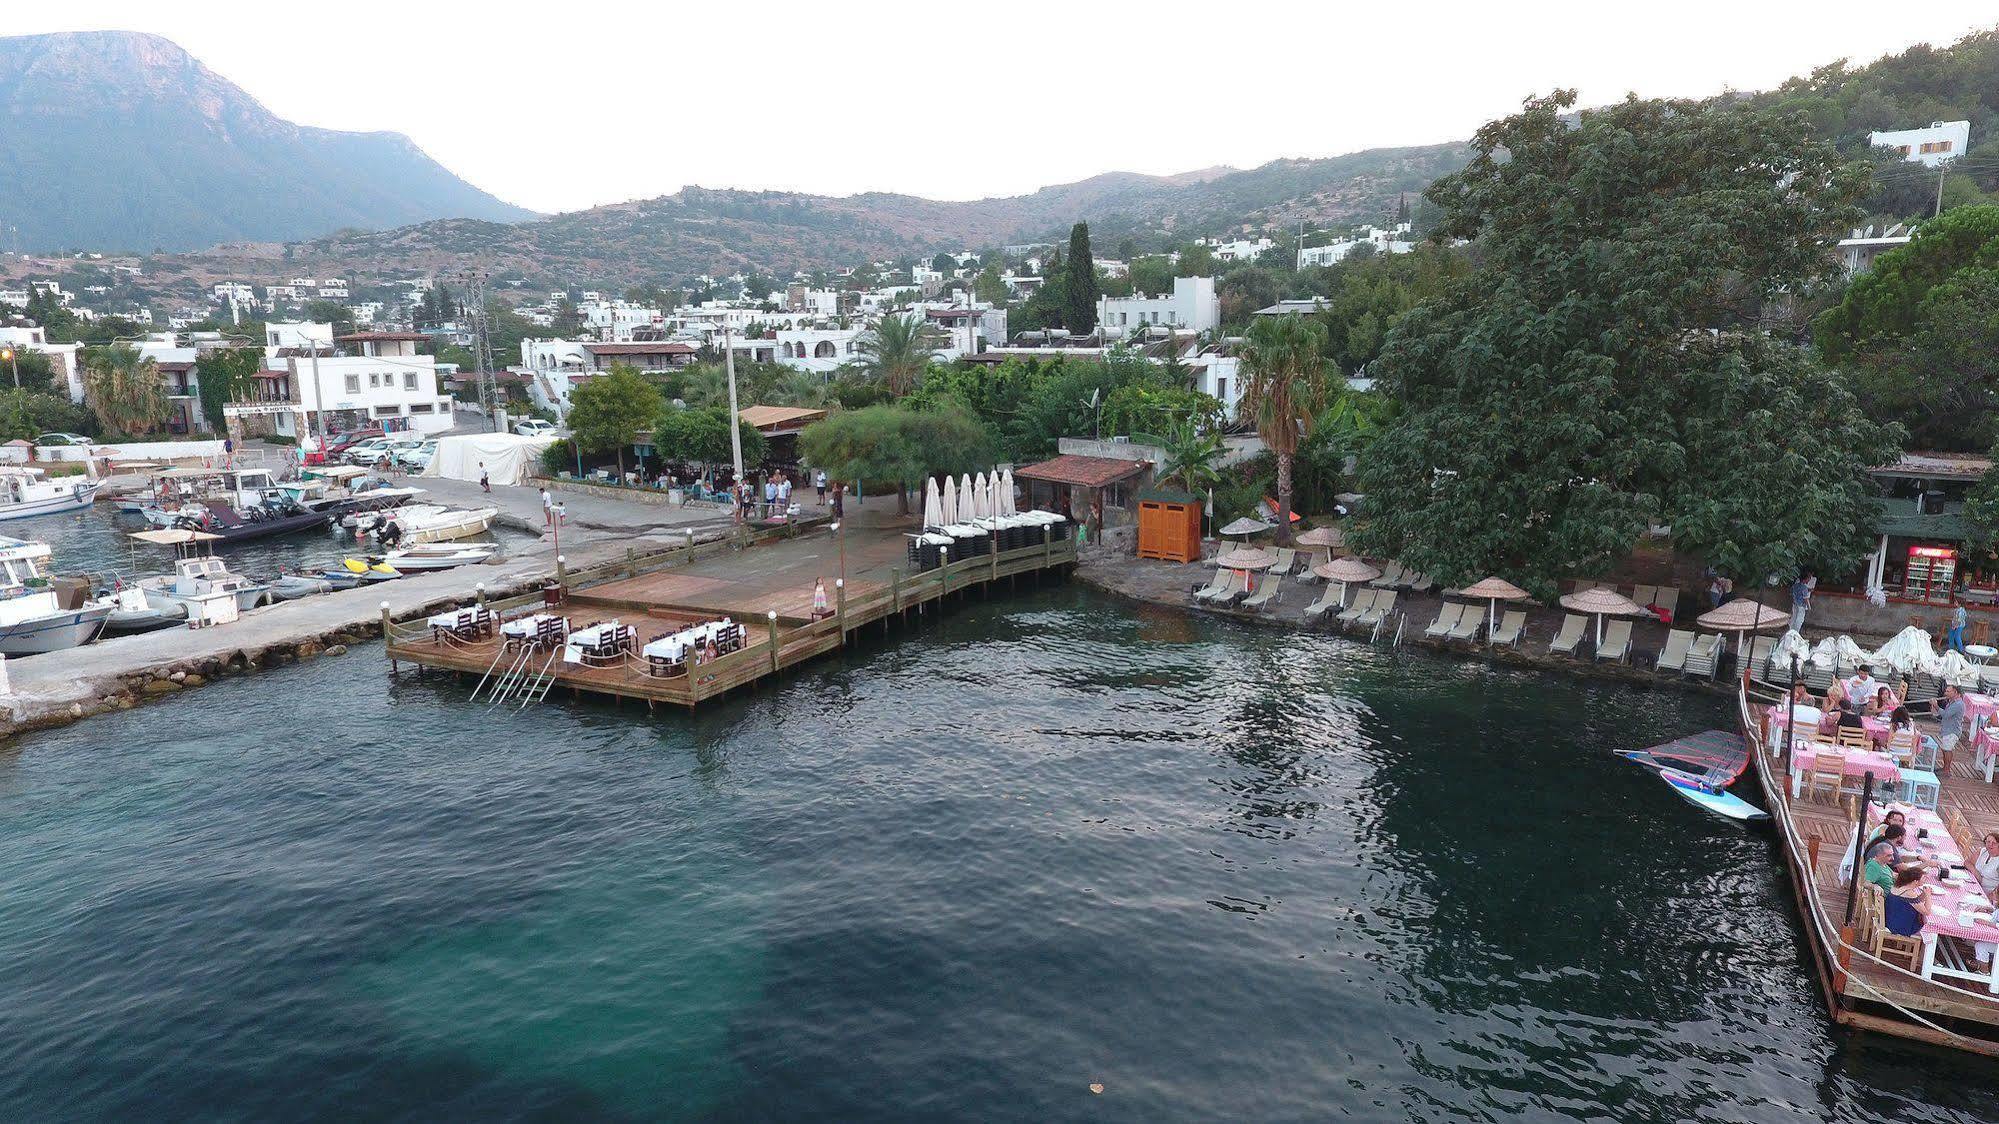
[222,404,299,417]
[1910,545,1958,560]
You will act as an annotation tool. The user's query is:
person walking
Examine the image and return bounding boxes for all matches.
[479,462,491,494]
[1949,601,1969,653]
[222,435,235,468]
[540,486,553,528]
[814,468,827,505]
[1789,572,1813,635]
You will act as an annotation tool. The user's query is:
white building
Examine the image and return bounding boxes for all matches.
[264,321,336,359]
[922,305,1007,359]
[581,300,665,342]
[0,325,84,403]
[1297,223,1416,269]
[1097,276,1220,338]
[1870,121,1971,167]
[285,331,453,437]
[1201,236,1276,263]
[1838,223,1915,278]
[1189,345,1243,417]
[519,339,698,417]
[776,327,866,374]
[212,282,256,304]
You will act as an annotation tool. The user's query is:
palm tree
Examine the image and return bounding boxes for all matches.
[83,344,169,437]
[1237,315,1331,545]
[1159,421,1225,494]
[854,313,939,396]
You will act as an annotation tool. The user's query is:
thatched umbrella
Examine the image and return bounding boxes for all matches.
[1294,525,1343,571]
[1697,598,1790,680]
[1217,516,1273,542]
[1313,556,1381,609]
[1460,576,1531,638]
[1557,587,1646,650]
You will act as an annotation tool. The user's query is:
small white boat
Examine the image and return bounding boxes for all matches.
[98,586,187,635]
[351,504,498,545]
[0,537,112,653]
[131,530,270,623]
[0,467,101,521]
[381,543,498,572]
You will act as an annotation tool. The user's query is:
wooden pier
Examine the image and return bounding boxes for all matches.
[1740,679,1999,1056]
[384,520,1078,710]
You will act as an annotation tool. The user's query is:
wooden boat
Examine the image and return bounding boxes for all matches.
[0,467,101,521]
[379,543,498,573]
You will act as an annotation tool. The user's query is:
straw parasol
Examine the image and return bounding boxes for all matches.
[1215,547,1278,570]
[1293,525,1343,570]
[1313,556,1381,609]
[1218,516,1273,541]
[1697,598,1790,677]
[1459,576,1531,638]
[1557,587,1647,649]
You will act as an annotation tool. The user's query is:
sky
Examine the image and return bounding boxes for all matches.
[13,2,1999,215]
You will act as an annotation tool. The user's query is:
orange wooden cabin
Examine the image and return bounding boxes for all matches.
[1135,488,1203,563]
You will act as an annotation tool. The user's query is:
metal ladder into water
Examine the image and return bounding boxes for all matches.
[514,647,564,710]
[478,645,537,705]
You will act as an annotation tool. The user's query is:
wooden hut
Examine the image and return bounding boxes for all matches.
[1135,487,1203,562]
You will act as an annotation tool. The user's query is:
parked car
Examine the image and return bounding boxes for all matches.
[513,418,559,437]
[34,432,91,447]
[395,441,438,472]
[322,427,384,458]
[343,436,399,466]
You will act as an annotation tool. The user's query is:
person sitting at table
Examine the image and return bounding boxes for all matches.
[1884,864,1932,938]
[1818,684,1850,734]
[1864,825,1910,892]
[1846,665,1884,704]
[1866,685,1900,717]
[1789,682,1813,708]
[1837,703,1869,734]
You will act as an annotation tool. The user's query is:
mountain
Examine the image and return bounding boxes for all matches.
[0,30,535,253]
[188,142,1469,288]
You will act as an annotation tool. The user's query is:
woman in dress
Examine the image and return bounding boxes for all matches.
[1884,863,1932,939]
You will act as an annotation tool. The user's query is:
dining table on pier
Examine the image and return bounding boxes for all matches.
[1766,705,1889,747]
[1864,801,1999,994]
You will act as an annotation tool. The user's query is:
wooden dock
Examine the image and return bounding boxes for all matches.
[1741,682,1999,1056]
[384,521,1078,710]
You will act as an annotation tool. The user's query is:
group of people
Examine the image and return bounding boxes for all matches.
[733,469,841,522]
[1860,809,1999,965]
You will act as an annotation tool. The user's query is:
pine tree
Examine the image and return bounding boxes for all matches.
[1064,222,1100,333]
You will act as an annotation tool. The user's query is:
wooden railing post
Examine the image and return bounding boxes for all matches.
[891,569,902,612]
[835,578,846,645]
[767,610,780,674]
[474,582,487,611]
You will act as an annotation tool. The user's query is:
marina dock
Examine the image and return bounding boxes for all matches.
[384,520,1079,709]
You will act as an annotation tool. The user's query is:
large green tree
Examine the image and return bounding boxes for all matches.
[1353,91,1893,594]
[1237,314,1331,544]
[1064,222,1100,333]
[83,344,171,436]
[796,401,992,514]
[651,404,766,469]
[193,347,264,432]
[566,363,662,478]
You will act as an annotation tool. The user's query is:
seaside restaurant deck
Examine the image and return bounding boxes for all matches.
[1746,667,1999,1054]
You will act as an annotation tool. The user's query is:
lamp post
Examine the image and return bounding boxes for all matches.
[830,520,846,590]
[0,348,15,391]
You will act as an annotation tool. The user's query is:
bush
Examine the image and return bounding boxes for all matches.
[262,434,297,446]
[541,438,575,476]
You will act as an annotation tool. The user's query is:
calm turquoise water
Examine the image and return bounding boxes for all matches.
[3,585,1998,1121]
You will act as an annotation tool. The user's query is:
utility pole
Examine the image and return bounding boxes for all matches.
[724,323,744,487]
[460,269,499,430]
[1936,162,1949,218]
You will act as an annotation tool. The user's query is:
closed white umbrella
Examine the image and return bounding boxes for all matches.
[959,475,974,522]
[923,477,942,530]
[940,476,958,525]
[974,471,991,519]
[1001,469,1017,515]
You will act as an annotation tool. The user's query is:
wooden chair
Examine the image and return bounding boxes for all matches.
[1885,727,1918,762]
[1974,620,1993,649]
[1877,907,1926,973]
[1836,727,1872,750]
[1805,750,1846,803]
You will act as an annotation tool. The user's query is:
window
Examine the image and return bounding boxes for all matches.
[344,374,360,394]
[403,372,417,390]
[1215,377,1228,404]
[372,405,402,418]
[408,402,434,415]
[1921,140,1954,154]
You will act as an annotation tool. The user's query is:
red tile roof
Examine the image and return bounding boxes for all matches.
[1015,453,1146,489]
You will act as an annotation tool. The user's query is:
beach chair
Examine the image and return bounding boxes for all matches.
[1405,573,1436,594]
[1904,671,1940,706]
[1549,614,1587,657]
[1424,602,1466,639]
[1632,584,1657,609]
[1271,547,1297,576]
[1370,562,1405,589]
[1241,573,1284,612]
[1594,619,1633,663]
[1653,587,1679,617]
[1190,568,1229,599]
[1803,661,1835,693]
[1352,590,1397,632]
[1683,634,1723,679]
[1195,571,1244,604]
[1745,636,1777,682]
[1489,610,1527,648]
[1444,605,1483,644]
[1335,587,1380,627]
[1766,654,1795,685]
[1654,629,1694,675]
[1302,582,1344,622]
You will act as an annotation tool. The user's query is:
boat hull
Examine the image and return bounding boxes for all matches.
[0,604,111,654]
[0,480,101,521]
[405,509,497,544]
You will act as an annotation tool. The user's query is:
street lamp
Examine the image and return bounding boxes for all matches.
[0,348,15,391]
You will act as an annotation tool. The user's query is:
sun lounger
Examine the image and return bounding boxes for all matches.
[1195,570,1244,604]
[1489,609,1527,647]
[1271,547,1297,576]
[1683,633,1722,678]
[1631,584,1657,609]
[1745,636,1777,682]
[1352,590,1397,632]
[1549,614,1587,657]
[1191,568,1229,599]
[1370,562,1405,588]
[1424,602,1466,639]
[1595,619,1633,663]
[1653,587,1679,617]
[1654,629,1694,674]
[1406,572,1436,594]
[1444,605,1483,643]
[1335,587,1380,626]
[1241,573,1283,612]
[1302,583,1344,621]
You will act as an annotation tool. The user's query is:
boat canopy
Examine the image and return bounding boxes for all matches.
[129,528,224,545]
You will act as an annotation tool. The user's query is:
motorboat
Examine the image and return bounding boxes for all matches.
[379,543,499,573]
[0,466,102,521]
[282,466,424,517]
[317,558,399,587]
[97,586,187,635]
[166,499,331,543]
[129,529,269,625]
[269,573,335,600]
[348,504,498,545]
[0,537,113,654]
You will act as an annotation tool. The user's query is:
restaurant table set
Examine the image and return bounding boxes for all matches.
[1767,704,1935,806]
[641,619,746,677]
[1865,800,1999,994]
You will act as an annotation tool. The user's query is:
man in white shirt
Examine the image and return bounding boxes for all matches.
[1845,665,1882,705]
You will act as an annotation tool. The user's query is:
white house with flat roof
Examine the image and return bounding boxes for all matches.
[777,327,866,374]
[1871,121,1971,167]
[1298,223,1417,269]
[1097,276,1220,338]
[274,329,453,438]
[0,325,85,403]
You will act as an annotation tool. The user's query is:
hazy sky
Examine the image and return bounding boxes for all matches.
[16,2,1999,215]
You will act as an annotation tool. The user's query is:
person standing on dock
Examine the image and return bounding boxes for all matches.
[1949,602,1968,652]
[480,463,490,494]
[540,487,553,528]
[1788,572,1813,635]
[1940,684,1968,762]
[814,468,827,505]
[762,476,777,519]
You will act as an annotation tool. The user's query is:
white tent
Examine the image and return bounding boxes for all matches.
[422,433,557,487]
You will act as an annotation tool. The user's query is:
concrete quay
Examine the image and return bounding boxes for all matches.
[0,482,744,736]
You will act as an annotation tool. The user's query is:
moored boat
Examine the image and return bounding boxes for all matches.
[0,536,112,654]
[348,504,497,545]
[379,543,498,572]
[0,467,102,521]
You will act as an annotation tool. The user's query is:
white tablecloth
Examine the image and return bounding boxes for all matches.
[563,620,622,663]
